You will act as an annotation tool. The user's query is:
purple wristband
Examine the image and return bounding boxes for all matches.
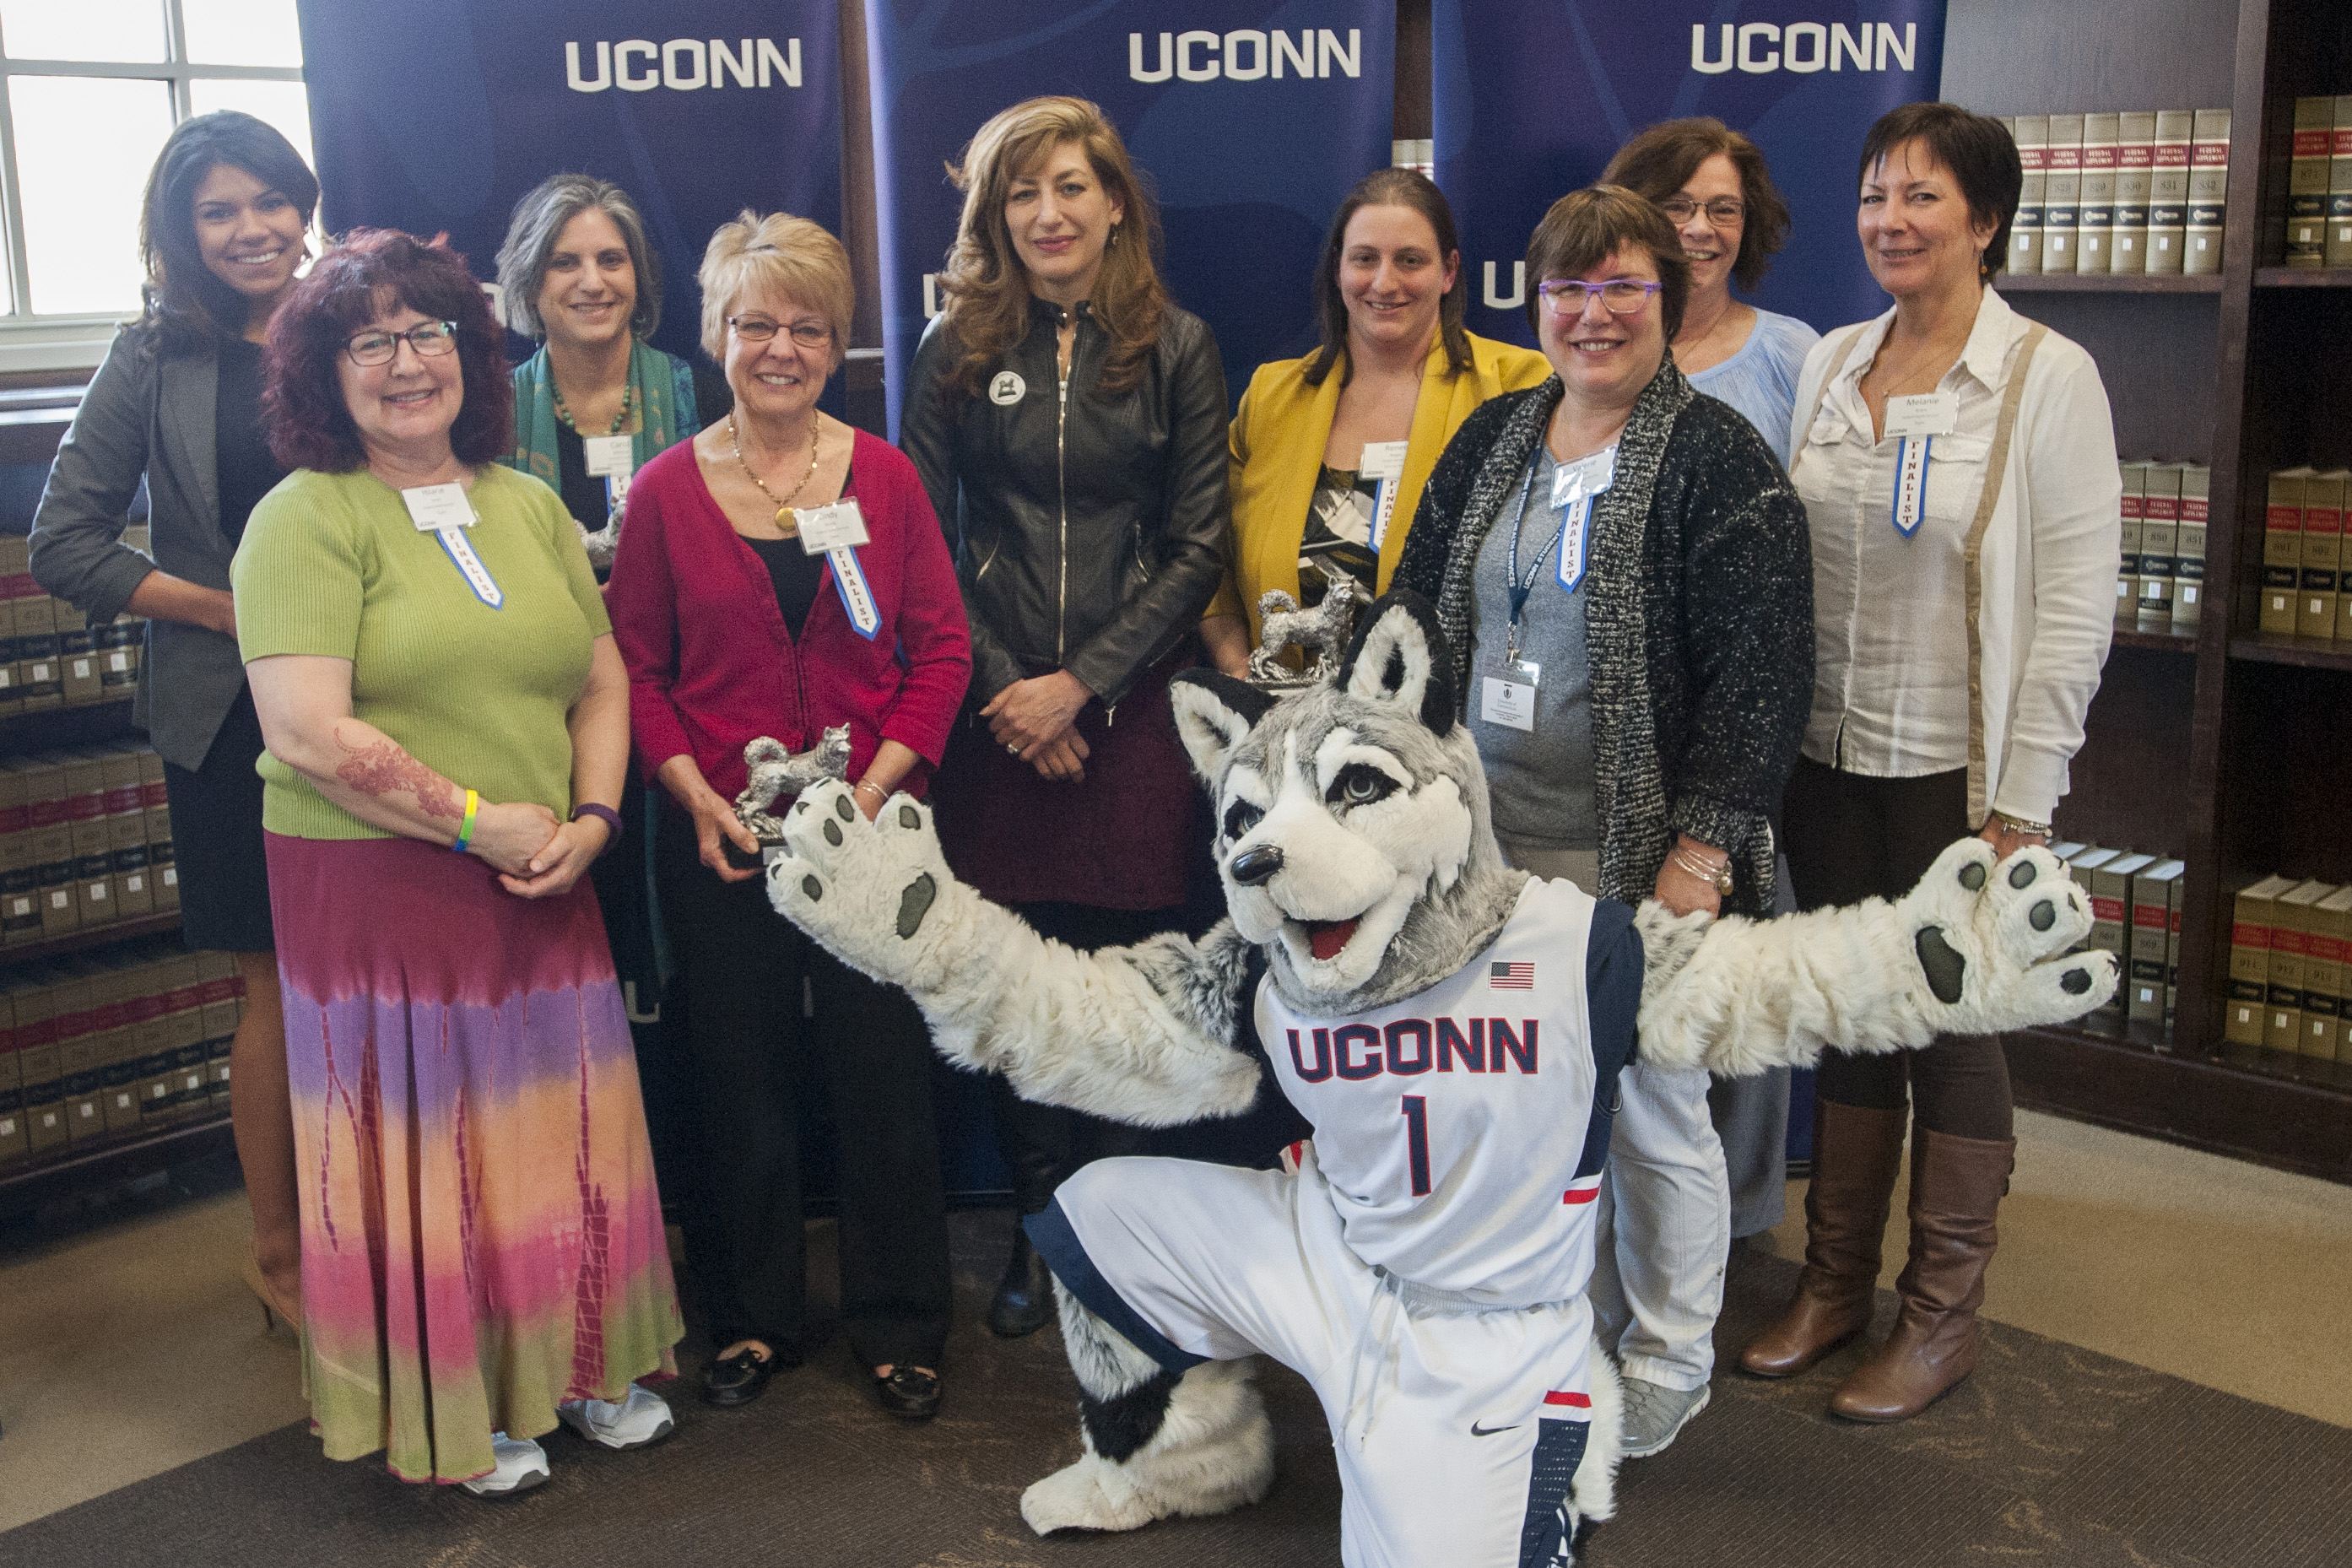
[571,803,624,857]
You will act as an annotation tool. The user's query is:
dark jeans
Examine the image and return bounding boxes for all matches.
[1781,757,2014,1142]
[657,808,952,1368]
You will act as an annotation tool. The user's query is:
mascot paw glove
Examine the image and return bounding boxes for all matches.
[1893,838,2118,1036]
[765,780,956,988]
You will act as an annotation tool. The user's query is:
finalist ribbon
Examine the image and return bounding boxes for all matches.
[1891,435,1933,538]
[435,527,504,608]
[828,547,881,640]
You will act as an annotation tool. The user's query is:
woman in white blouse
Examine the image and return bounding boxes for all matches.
[1740,103,2118,1425]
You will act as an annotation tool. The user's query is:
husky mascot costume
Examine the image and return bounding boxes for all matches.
[764,592,2114,1568]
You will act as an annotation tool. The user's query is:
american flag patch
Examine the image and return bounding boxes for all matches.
[1490,960,1534,989]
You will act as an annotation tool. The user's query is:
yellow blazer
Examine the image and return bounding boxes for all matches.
[1209,331,1554,639]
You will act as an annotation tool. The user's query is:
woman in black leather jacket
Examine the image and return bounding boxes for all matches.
[899,95,1229,1338]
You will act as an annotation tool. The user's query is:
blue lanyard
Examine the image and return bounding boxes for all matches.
[1505,454,1561,631]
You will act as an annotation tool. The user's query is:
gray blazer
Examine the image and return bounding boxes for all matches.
[30,324,250,771]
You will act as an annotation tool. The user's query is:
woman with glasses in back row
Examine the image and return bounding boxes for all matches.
[1392,186,1814,1463]
[1601,119,1820,1249]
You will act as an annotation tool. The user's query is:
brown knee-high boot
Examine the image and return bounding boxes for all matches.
[1830,1126,2014,1422]
[1740,1100,1909,1377]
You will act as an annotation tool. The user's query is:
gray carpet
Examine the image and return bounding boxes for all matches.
[3,1209,2348,1568]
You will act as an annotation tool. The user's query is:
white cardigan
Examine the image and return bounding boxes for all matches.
[1788,287,2120,826]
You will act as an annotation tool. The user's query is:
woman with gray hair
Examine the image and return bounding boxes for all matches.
[494,172,724,568]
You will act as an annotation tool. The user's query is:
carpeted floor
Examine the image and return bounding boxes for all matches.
[3,1208,2347,1568]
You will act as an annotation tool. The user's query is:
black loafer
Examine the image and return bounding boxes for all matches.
[874,1365,943,1422]
[702,1346,780,1408]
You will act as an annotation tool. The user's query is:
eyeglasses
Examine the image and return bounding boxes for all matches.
[729,316,833,349]
[1659,197,1745,226]
[1536,279,1664,316]
[345,321,458,366]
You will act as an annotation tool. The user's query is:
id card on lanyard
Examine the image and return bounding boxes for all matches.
[1883,392,1957,538]
[1481,446,1615,733]
[400,483,504,608]
[795,498,882,640]
[583,435,635,518]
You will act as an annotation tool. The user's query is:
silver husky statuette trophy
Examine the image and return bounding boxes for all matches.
[1246,560,1366,691]
[731,726,853,862]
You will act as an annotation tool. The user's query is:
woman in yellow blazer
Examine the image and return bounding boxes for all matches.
[1201,169,1551,675]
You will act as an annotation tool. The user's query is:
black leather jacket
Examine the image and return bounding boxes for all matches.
[900,297,1229,710]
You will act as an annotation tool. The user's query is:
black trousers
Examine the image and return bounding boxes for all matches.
[988,901,1173,1217]
[657,808,952,1368]
[1781,757,2014,1142]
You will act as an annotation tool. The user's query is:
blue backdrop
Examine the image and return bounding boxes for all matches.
[295,0,842,367]
[1432,1,1947,343]
[866,0,1397,435]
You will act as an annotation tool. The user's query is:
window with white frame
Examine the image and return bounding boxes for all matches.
[0,0,306,329]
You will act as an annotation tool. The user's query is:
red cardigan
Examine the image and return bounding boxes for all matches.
[608,429,971,803]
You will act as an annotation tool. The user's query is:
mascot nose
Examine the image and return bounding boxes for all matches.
[1229,844,1284,886]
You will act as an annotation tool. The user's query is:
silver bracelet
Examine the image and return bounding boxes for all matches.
[853,779,888,800]
[1992,810,2052,837]
[1669,844,1734,896]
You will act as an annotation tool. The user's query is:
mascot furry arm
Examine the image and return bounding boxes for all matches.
[764,592,2114,1562]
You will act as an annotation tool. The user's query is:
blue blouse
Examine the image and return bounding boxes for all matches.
[1686,307,1820,470]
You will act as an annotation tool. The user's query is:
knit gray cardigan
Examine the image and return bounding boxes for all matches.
[1392,361,1813,916]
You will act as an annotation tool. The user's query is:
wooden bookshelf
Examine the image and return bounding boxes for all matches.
[0,1111,234,1217]
[1946,0,2352,1181]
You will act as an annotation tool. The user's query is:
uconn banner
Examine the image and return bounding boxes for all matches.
[867,0,1395,435]
[295,0,841,366]
[1431,2,1946,342]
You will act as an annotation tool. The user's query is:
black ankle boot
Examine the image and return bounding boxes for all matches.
[987,1225,1057,1338]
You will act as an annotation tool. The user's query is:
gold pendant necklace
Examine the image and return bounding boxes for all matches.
[731,415,822,535]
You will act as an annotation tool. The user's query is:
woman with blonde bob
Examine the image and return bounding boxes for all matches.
[898,97,1231,1340]
[608,211,971,1419]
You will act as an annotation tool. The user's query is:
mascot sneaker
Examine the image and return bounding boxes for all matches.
[764,591,2117,1567]
[557,1384,675,1451]
[458,1433,549,1497]
[1618,1377,1709,1458]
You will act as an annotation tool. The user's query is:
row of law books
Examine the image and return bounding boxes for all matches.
[1998,111,2230,277]
[0,743,178,947]
[0,937,244,1168]
[2117,461,2209,632]
[2058,844,2185,1035]
[2257,468,2352,641]
[2228,874,2352,1061]
[0,532,148,715]
[2285,95,2352,268]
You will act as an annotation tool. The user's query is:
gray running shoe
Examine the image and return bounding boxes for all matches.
[1619,1376,1711,1458]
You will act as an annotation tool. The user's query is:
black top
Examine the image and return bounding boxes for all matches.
[553,360,733,527]
[214,338,288,546]
[741,527,829,641]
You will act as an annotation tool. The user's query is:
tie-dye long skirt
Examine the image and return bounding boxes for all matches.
[266,832,683,1484]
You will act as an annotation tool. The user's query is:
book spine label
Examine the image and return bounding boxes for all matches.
[2288,100,2334,267]
[2148,111,2194,276]
[2299,493,2343,639]
[2117,474,2144,626]
[2077,116,2118,273]
[2010,116,2047,275]
[2138,481,2177,623]
[2044,117,2084,273]
[2263,481,2304,635]
[2331,99,2352,269]
[2111,117,2155,275]
[2187,110,2230,275]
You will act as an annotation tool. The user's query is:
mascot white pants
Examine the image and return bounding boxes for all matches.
[764,593,2115,1567]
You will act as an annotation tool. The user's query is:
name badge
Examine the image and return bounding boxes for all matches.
[1880,392,1958,441]
[1480,675,1537,733]
[796,498,872,555]
[1551,446,1616,510]
[400,482,475,531]
[582,435,634,478]
[1359,440,1410,551]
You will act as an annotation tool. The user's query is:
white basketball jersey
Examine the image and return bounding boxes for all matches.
[1259,877,1606,1309]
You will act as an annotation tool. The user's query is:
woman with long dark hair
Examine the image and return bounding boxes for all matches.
[31,111,318,1325]
[897,96,1230,1338]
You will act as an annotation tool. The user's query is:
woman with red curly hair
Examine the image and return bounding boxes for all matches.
[232,230,683,1496]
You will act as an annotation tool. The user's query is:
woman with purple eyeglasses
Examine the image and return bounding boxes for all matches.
[1392,185,1813,1463]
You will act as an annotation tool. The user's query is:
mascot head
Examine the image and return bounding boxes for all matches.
[1171,591,1523,1015]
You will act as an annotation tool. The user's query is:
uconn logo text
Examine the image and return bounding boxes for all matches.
[1690,21,1917,73]
[565,38,802,92]
[1128,29,1362,82]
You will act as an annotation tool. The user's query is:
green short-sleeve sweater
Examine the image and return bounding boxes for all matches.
[232,464,613,841]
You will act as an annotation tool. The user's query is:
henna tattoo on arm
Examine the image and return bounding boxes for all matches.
[332,725,465,820]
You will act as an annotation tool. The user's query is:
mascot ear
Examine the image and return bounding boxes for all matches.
[1170,670,1276,785]
[1335,591,1455,735]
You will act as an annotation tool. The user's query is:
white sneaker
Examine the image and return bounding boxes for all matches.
[557,1383,675,1451]
[459,1432,550,1497]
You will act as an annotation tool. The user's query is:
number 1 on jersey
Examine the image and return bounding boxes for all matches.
[1400,1095,1430,1197]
